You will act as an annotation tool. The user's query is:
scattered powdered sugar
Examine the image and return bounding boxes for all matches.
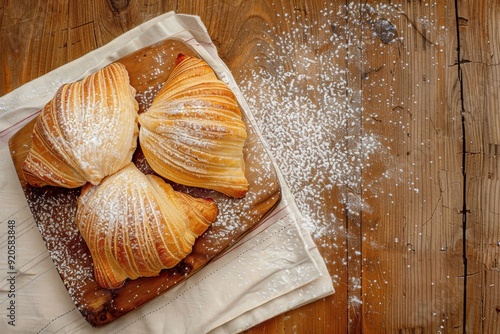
[238,3,406,259]
[239,6,451,319]
[137,83,164,112]
[26,187,95,304]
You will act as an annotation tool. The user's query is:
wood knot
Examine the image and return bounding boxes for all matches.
[370,18,398,44]
[458,17,469,27]
[108,0,130,12]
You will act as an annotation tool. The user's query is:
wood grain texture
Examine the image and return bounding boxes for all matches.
[458,0,500,332]
[360,1,464,332]
[2,0,500,332]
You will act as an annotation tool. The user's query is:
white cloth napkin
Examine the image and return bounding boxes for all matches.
[0,12,333,333]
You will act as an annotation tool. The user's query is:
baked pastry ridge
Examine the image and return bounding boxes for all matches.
[76,163,218,289]
[138,54,249,198]
[22,62,139,188]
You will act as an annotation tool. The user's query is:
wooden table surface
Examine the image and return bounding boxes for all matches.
[1,0,499,333]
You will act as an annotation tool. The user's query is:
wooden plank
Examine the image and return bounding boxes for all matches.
[0,0,68,93]
[340,3,365,333]
[478,16,500,333]
[359,1,464,332]
[458,0,500,332]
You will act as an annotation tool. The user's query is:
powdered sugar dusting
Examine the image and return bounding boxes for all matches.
[239,3,405,260]
[25,186,95,305]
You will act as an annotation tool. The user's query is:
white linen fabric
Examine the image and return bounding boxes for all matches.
[0,12,333,334]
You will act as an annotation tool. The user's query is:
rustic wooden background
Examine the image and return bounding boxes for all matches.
[1,0,499,333]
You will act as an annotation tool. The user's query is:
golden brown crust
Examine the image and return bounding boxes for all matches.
[22,62,139,188]
[76,163,218,289]
[138,54,249,198]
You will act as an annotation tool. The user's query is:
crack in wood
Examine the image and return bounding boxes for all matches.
[450,59,500,67]
[394,9,435,46]
[361,65,386,80]
[456,271,480,278]
[454,1,469,331]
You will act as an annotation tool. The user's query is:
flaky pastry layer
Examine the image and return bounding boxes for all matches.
[139,54,249,198]
[22,62,139,188]
[76,163,218,289]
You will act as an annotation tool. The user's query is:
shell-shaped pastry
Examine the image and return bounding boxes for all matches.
[138,54,249,198]
[76,163,218,289]
[22,62,139,188]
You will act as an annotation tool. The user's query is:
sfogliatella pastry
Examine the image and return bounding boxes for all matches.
[76,163,218,289]
[138,54,249,198]
[22,62,139,188]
